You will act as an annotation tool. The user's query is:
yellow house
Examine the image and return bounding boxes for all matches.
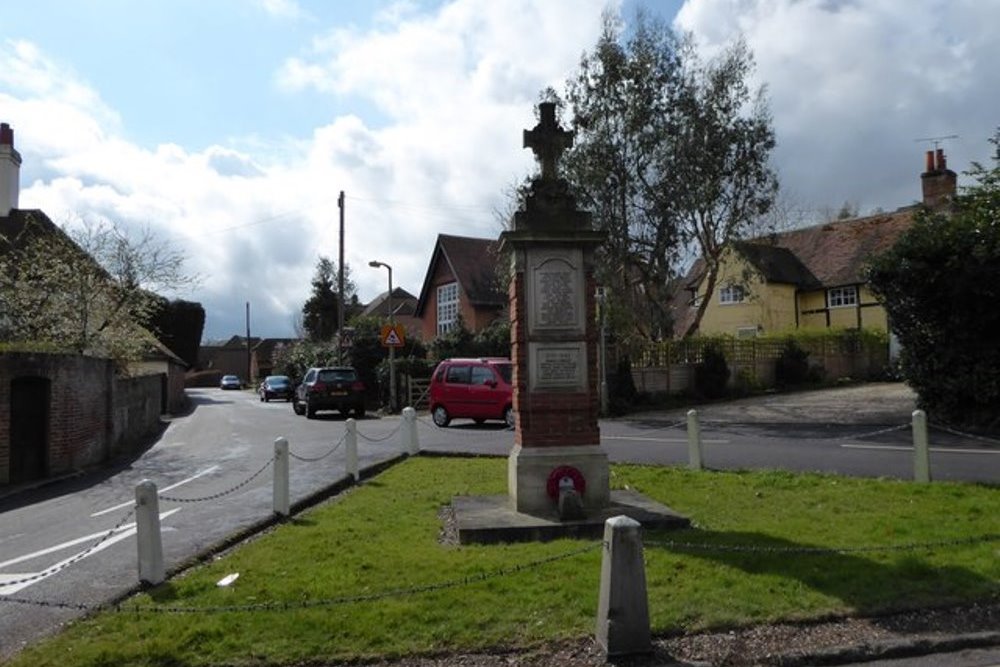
[676,149,957,338]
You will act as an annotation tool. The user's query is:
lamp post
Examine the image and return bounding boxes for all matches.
[369,260,396,413]
[596,286,608,416]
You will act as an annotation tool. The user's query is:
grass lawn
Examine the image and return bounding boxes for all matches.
[9,457,999,666]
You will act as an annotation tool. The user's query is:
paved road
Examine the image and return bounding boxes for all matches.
[1,383,997,661]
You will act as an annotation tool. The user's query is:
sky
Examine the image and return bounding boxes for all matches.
[2,0,998,342]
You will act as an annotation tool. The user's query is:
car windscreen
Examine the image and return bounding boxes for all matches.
[317,369,356,383]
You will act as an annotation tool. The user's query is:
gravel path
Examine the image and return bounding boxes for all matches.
[318,600,1000,666]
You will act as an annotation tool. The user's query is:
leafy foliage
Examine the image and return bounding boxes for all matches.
[301,256,359,341]
[694,340,730,399]
[429,317,510,360]
[774,338,811,388]
[557,10,777,339]
[148,297,205,367]
[0,215,195,369]
[868,130,1000,427]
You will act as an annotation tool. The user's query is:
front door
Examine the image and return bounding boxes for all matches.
[10,377,50,484]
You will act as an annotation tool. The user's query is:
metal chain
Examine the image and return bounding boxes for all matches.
[1,542,601,614]
[0,506,137,588]
[158,456,275,504]
[645,533,1000,555]
[929,422,1000,445]
[615,419,687,435]
[288,432,346,462]
[356,421,404,443]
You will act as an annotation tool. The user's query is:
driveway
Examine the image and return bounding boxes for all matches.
[631,382,918,425]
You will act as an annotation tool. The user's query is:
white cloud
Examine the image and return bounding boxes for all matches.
[255,0,307,20]
[674,0,1000,215]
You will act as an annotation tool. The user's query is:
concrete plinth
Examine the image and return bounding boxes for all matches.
[508,444,609,516]
[453,489,689,545]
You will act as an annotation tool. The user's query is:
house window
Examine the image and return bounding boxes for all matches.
[827,286,858,308]
[737,326,759,339]
[437,282,459,335]
[719,284,746,304]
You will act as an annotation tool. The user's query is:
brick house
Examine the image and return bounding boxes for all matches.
[360,287,420,339]
[674,150,958,338]
[413,234,506,340]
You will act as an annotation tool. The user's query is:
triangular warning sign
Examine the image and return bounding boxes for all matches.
[380,324,405,347]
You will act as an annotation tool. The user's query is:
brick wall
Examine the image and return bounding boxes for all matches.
[1,352,164,486]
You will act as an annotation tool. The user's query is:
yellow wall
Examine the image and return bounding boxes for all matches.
[692,252,891,336]
[695,254,798,336]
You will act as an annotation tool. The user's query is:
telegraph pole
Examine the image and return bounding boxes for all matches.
[245,301,251,384]
[337,190,345,364]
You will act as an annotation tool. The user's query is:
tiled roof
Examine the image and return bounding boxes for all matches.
[415,234,505,315]
[362,287,418,318]
[734,242,821,289]
[768,208,917,287]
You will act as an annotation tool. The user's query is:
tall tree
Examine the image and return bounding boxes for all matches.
[301,256,356,341]
[558,10,777,339]
[668,37,778,337]
[868,129,1000,428]
[0,215,196,366]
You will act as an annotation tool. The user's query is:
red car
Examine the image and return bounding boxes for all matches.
[429,358,514,428]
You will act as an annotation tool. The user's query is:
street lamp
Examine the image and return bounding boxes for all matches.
[369,260,396,413]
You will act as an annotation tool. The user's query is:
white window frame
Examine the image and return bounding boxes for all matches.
[719,284,746,305]
[827,286,858,308]
[437,282,459,335]
[737,326,759,339]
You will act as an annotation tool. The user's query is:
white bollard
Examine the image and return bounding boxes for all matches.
[273,437,290,516]
[135,479,165,585]
[402,406,419,455]
[687,409,703,470]
[345,419,359,482]
[912,409,930,483]
[596,515,651,657]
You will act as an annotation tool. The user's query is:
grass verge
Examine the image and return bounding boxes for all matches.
[9,458,999,666]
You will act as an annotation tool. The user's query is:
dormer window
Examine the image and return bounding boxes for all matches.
[719,284,746,304]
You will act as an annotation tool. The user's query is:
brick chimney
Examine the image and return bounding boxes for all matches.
[920,148,956,210]
[0,122,22,217]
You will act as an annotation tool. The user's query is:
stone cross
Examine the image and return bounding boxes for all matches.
[523,102,573,181]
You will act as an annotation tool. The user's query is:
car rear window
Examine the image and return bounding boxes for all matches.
[267,376,290,385]
[318,369,356,382]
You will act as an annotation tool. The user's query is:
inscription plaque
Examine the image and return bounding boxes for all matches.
[527,249,585,334]
[538,270,575,327]
[530,343,586,391]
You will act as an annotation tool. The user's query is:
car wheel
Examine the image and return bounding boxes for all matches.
[292,398,304,416]
[264,395,270,402]
[474,419,485,425]
[355,404,366,418]
[432,405,450,427]
[504,406,515,429]
[305,399,316,419]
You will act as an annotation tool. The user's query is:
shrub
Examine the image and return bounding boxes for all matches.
[868,130,1000,428]
[694,341,729,399]
[774,338,811,388]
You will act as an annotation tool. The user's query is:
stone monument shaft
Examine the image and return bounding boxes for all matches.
[501,102,610,516]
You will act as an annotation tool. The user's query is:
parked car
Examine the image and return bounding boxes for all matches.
[292,366,366,419]
[259,375,293,402]
[428,357,514,428]
[220,374,241,390]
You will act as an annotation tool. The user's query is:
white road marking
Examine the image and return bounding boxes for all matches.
[841,444,1000,455]
[603,436,730,444]
[1,509,180,595]
[90,465,219,517]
